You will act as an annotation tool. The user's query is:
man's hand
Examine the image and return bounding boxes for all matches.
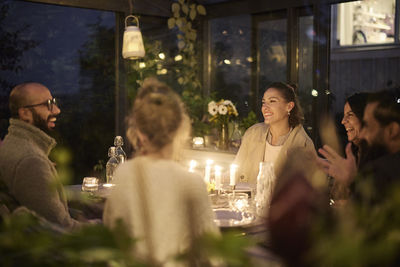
[316,143,357,185]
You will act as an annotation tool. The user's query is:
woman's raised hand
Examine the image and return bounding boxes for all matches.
[316,143,357,184]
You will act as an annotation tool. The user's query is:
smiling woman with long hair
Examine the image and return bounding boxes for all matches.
[342,92,369,162]
[328,92,368,202]
[234,82,316,185]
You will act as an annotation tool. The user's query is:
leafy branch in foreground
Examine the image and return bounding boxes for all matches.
[0,211,256,266]
[0,212,142,267]
[309,181,400,267]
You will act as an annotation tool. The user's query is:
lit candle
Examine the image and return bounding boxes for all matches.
[188,160,197,173]
[204,159,213,184]
[215,165,222,190]
[230,164,237,187]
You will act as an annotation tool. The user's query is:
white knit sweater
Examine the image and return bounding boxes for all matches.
[103,156,219,266]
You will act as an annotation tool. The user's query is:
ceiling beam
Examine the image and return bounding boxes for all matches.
[206,0,355,18]
[23,0,172,17]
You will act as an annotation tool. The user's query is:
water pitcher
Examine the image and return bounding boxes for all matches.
[254,162,276,217]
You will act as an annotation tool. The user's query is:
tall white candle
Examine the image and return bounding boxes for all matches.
[230,164,237,187]
[204,159,213,184]
[215,165,222,190]
[188,160,197,173]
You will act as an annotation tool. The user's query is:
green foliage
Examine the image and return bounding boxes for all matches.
[0,212,257,266]
[167,0,208,136]
[239,111,258,132]
[125,1,209,136]
[126,39,163,105]
[49,146,74,187]
[0,213,144,267]
[192,120,212,136]
[309,181,400,266]
[195,231,255,266]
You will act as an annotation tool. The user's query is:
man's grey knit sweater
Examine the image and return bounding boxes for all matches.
[0,119,79,229]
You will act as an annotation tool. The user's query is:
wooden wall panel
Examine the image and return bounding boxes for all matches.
[330,54,400,115]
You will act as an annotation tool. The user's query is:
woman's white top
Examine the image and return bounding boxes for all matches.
[264,141,283,165]
[103,156,218,266]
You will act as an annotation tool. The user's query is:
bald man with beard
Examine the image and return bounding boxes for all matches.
[0,82,80,229]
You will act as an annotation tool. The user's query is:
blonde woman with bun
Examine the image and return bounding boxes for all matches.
[103,78,218,266]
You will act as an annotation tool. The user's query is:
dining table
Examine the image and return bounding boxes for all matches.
[65,184,109,220]
[65,183,282,266]
[66,183,269,236]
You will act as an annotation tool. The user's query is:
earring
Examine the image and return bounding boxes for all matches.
[288,111,290,116]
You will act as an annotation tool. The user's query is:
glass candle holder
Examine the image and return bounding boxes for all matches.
[82,177,99,192]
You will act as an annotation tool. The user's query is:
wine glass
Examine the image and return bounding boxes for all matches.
[228,192,252,223]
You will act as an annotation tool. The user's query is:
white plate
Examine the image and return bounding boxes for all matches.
[213,209,255,227]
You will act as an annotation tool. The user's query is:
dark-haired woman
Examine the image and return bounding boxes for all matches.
[341,92,368,162]
[234,82,316,185]
[320,92,368,202]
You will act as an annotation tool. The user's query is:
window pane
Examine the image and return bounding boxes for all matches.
[334,0,396,46]
[0,0,115,183]
[210,15,251,118]
[258,19,287,96]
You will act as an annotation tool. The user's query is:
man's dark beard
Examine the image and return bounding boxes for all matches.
[358,139,390,169]
[31,108,54,135]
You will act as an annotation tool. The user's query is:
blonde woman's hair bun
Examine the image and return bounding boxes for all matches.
[127,78,190,156]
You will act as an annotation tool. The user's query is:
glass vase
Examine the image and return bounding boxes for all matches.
[218,123,229,150]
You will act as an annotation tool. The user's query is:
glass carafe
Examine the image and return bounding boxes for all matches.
[106,146,119,184]
[114,136,126,163]
[254,162,276,217]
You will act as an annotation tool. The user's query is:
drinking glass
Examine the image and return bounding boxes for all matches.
[228,192,253,222]
[82,177,99,192]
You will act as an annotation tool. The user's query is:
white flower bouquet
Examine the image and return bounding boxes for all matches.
[208,99,238,125]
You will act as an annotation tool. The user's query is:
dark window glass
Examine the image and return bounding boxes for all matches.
[210,15,251,118]
[258,19,287,94]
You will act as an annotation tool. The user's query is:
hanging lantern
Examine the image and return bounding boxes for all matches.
[122,15,145,59]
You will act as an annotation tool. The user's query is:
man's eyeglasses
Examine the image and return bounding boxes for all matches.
[22,98,58,112]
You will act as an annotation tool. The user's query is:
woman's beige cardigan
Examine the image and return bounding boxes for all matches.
[234,123,316,184]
